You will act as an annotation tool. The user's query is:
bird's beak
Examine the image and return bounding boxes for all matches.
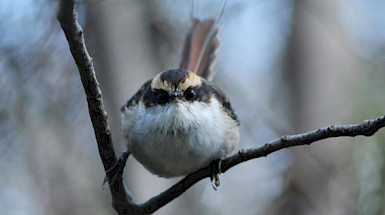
[169,91,182,101]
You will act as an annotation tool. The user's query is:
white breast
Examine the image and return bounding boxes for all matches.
[122,99,239,177]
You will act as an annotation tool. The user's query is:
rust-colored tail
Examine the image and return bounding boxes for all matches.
[179,18,220,82]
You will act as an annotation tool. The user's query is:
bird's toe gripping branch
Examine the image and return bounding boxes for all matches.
[209,159,222,190]
[103,150,131,189]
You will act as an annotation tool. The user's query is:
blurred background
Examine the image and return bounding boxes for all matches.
[1,0,385,214]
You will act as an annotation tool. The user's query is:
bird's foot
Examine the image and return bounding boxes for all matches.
[209,159,222,190]
[102,150,131,189]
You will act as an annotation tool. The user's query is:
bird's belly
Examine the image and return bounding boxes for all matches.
[130,131,225,177]
[124,101,235,177]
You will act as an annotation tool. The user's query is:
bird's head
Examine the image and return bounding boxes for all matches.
[149,69,203,105]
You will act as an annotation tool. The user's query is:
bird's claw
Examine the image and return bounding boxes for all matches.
[101,150,131,189]
[209,159,222,190]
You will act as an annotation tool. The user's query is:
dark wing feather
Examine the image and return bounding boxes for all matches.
[121,80,152,112]
[210,85,239,125]
[194,80,239,124]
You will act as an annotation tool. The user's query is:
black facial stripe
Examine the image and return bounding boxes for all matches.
[185,80,213,103]
[122,77,239,125]
[155,89,170,104]
[184,88,196,100]
[160,69,189,86]
[142,88,170,107]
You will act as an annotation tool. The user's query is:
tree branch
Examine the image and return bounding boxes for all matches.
[56,0,133,213]
[221,115,385,173]
[134,114,385,214]
[57,1,385,214]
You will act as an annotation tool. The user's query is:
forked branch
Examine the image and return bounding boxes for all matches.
[57,1,385,214]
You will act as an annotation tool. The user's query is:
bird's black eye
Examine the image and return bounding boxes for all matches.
[184,88,196,101]
[156,90,169,104]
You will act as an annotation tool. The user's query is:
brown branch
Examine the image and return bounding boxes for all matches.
[135,114,385,213]
[57,1,385,214]
[56,0,133,214]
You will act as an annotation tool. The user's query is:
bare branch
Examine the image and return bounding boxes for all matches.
[221,115,385,172]
[57,1,385,214]
[56,0,134,213]
[135,114,385,213]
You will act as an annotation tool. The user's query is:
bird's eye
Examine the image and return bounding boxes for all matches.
[184,88,196,101]
[156,90,169,104]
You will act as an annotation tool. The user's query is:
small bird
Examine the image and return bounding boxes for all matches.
[121,13,239,184]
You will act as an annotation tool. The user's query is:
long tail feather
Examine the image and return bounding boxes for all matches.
[179,18,220,82]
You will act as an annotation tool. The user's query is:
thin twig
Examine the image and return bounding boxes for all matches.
[57,1,385,214]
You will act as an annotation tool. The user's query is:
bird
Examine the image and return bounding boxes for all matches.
[121,10,239,186]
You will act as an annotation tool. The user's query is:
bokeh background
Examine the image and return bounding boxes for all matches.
[1,0,385,214]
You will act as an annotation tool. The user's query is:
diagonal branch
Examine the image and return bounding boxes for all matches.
[57,1,385,215]
[56,0,134,213]
[221,115,385,172]
[135,114,385,213]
